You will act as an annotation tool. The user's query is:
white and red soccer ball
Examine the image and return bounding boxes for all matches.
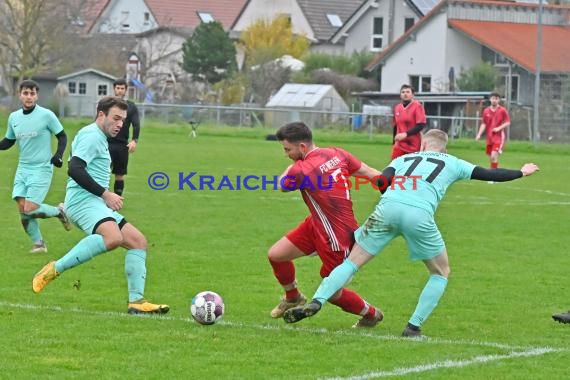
[190,291,225,325]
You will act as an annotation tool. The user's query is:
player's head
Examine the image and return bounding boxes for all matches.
[18,80,39,110]
[96,96,128,138]
[400,84,415,102]
[113,78,128,98]
[489,92,501,107]
[276,122,314,161]
[421,129,448,153]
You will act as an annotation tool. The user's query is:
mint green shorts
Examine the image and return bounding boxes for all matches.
[12,167,53,204]
[65,194,124,235]
[355,200,445,261]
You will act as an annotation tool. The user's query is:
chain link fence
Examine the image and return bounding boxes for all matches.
[138,99,570,142]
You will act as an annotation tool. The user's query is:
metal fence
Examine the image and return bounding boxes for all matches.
[138,101,570,142]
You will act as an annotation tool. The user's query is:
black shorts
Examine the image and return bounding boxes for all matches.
[109,142,129,175]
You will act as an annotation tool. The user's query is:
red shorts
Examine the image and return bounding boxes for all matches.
[391,145,412,160]
[486,142,504,155]
[286,216,354,278]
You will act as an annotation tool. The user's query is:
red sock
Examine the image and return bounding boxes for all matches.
[268,258,299,300]
[330,288,376,317]
[491,162,498,169]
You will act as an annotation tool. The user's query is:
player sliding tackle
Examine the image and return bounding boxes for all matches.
[283,129,539,337]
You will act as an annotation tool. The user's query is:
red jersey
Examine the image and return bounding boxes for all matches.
[285,147,361,253]
[393,100,426,154]
[482,105,509,145]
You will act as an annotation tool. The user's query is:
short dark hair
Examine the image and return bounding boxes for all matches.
[97,96,128,115]
[113,78,128,88]
[19,80,39,92]
[400,84,415,93]
[489,92,501,98]
[276,122,313,143]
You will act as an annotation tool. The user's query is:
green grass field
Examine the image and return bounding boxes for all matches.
[0,119,569,379]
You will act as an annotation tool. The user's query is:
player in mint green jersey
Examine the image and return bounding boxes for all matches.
[284,129,539,337]
[0,80,71,253]
[31,96,169,315]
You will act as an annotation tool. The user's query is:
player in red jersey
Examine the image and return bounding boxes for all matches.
[476,92,510,169]
[268,121,383,328]
[391,84,427,159]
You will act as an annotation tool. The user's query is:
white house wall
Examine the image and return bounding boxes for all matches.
[97,0,157,34]
[343,1,419,54]
[444,28,482,90]
[232,0,314,41]
[136,31,189,86]
[381,12,448,92]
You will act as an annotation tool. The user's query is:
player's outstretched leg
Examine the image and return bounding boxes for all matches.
[283,300,322,323]
[57,203,73,231]
[32,261,59,293]
[552,311,570,324]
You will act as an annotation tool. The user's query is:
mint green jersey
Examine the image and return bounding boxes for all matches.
[380,151,476,215]
[66,123,111,203]
[6,105,64,169]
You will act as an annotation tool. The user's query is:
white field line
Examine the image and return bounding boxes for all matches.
[0,301,549,352]
[321,347,561,380]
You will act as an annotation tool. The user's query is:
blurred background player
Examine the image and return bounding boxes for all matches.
[109,78,140,196]
[391,84,426,159]
[476,92,510,170]
[0,79,71,253]
[268,121,383,328]
[284,129,539,337]
[32,96,168,315]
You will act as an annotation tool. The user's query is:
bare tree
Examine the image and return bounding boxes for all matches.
[0,0,94,94]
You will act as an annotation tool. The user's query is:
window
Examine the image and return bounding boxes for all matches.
[326,13,342,27]
[405,18,415,32]
[79,82,87,95]
[197,12,214,23]
[144,12,150,24]
[68,81,76,94]
[121,11,130,30]
[409,75,432,92]
[98,84,108,96]
[504,75,519,103]
[371,17,383,51]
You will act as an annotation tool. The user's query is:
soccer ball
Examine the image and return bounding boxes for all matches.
[190,291,225,325]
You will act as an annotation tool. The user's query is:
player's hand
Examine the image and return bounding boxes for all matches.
[50,154,63,168]
[102,190,124,211]
[521,163,539,177]
[475,135,481,141]
[127,140,137,153]
[394,132,407,142]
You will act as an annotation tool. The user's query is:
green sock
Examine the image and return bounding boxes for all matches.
[21,213,42,243]
[409,274,448,327]
[55,235,107,273]
[313,259,359,306]
[25,204,60,218]
[125,249,147,302]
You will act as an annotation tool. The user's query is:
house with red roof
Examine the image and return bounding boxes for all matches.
[365,0,570,107]
[359,0,570,140]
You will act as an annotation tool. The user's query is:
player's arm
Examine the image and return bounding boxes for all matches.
[50,131,67,168]
[127,105,141,153]
[0,137,15,150]
[68,157,106,196]
[493,118,510,133]
[68,156,123,209]
[352,162,381,180]
[470,164,539,182]
[375,166,396,194]
[475,123,486,140]
[405,123,425,137]
[278,164,296,192]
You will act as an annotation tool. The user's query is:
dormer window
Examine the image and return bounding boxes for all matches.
[326,13,342,27]
[197,12,214,23]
